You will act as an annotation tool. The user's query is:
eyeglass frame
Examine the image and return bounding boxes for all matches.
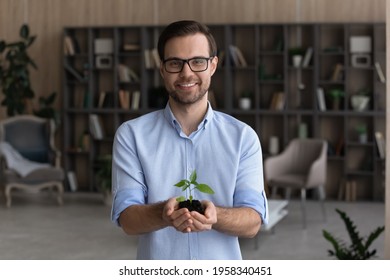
[162,56,215,73]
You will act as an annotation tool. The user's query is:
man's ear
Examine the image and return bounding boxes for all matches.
[159,62,164,78]
[210,56,219,76]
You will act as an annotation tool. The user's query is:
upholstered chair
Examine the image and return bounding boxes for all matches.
[264,138,327,229]
[0,115,64,207]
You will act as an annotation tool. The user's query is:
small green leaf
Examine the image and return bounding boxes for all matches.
[196,183,215,194]
[176,196,186,202]
[189,170,197,183]
[174,180,187,187]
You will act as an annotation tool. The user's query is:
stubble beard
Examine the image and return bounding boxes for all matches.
[167,80,210,105]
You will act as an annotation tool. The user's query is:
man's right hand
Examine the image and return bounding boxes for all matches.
[162,197,194,233]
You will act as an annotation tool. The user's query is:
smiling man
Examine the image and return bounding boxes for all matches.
[111,20,268,260]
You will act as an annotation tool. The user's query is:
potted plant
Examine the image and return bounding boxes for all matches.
[351,88,370,112]
[174,170,214,214]
[289,47,305,67]
[327,88,345,110]
[95,154,112,205]
[355,124,367,144]
[238,91,252,110]
[323,208,384,259]
[0,24,37,116]
[33,91,60,128]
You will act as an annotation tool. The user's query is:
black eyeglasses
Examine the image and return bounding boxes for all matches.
[163,57,214,73]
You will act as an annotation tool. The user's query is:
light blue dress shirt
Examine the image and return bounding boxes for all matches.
[111,103,268,260]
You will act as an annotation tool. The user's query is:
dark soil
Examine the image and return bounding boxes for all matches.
[178,199,204,215]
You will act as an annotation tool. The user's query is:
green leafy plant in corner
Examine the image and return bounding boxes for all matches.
[0,24,37,116]
[323,208,385,260]
[33,91,60,127]
[174,170,214,203]
[95,154,112,192]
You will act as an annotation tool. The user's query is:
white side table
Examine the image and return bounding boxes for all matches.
[254,199,288,249]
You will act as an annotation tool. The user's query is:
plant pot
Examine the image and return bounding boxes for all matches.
[178,199,204,214]
[359,133,368,144]
[351,95,370,111]
[292,55,303,68]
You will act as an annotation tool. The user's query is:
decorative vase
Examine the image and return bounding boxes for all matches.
[239,98,251,110]
[292,55,303,68]
[351,95,370,111]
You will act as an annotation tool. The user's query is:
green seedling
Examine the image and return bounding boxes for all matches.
[174,170,214,203]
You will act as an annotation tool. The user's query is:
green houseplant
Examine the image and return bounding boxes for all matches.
[174,170,214,214]
[327,88,345,110]
[0,24,37,116]
[323,208,385,260]
[33,91,60,127]
[95,154,112,205]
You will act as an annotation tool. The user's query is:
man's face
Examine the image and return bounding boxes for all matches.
[160,33,218,105]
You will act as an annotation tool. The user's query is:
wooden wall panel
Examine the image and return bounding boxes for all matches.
[0,0,386,120]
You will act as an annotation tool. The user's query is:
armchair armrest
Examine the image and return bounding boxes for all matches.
[305,142,327,187]
[264,149,294,181]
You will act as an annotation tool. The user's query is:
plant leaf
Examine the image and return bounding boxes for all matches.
[196,183,215,194]
[174,180,187,187]
[189,170,197,183]
[176,196,185,202]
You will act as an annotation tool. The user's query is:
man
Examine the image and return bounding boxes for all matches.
[111,20,268,260]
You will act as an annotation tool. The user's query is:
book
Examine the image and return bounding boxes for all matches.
[118,89,130,109]
[302,47,313,67]
[65,64,85,82]
[131,91,141,109]
[228,45,240,66]
[97,91,107,108]
[64,35,75,55]
[374,131,385,159]
[89,114,104,139]
[270,92,285,110]
[228,45,248,67]
[330,63,343,81]
[316,87,326,111]
[118,64,140,82]
[374,61,386,83]
[67,171,78,192]
[122,43,140,51]
[234,46,248,67]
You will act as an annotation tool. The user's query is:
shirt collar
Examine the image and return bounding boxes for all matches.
[163,101,214,133]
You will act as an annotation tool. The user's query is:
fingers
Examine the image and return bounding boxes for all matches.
[163,198,194,232]
[163,198,217,233]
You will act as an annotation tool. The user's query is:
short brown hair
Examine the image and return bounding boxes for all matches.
[157,20,217,61]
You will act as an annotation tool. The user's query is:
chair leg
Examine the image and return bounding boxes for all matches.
[5,185,12,208]
[318,185,327,222]
[55,183,64,206]
[300,188,307,229]
[271,186,278,198]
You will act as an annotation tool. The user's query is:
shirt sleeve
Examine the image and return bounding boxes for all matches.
[110,123,147,226]
[233,126,269,225]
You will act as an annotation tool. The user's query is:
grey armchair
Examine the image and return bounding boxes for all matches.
[264,138,327,228]
[0,115,64,207]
